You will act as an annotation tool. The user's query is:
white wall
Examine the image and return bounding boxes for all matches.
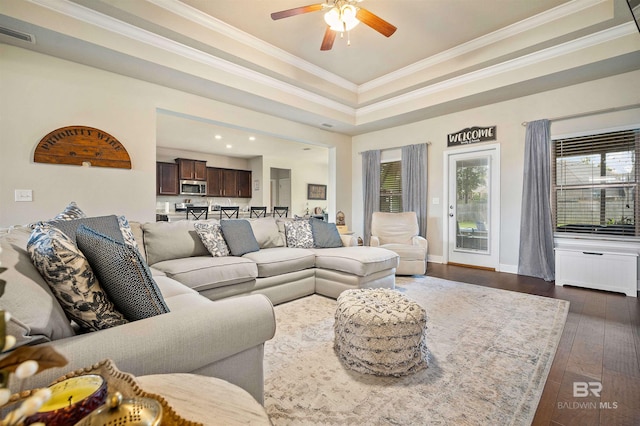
[0,45,351,227]
[352,70,640,272]
[262,156,329,217]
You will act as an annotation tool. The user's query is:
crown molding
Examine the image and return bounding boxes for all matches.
[357,22,636,118]
[28,0,356,116]
[148,0,358,92]
[24,0,633,127]
[358,0,608,94]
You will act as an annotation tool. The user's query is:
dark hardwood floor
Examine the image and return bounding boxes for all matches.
[426,263,640,426]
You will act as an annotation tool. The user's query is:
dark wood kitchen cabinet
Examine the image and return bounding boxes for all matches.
[157,162,179,195]
[206,167,224,196]
[177,158,206,181]
[236,170,252,198]
[206,167,252,198]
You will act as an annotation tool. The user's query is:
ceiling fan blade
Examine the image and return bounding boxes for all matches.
[271,3,324,20]
[320,26,336,51]
[356,8,397,37]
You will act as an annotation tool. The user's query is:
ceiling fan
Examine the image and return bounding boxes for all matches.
[270,1,397,51]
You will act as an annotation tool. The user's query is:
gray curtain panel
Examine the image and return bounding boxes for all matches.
[401,143,428,237]
[518,119,555,281]
[362,150,381,245]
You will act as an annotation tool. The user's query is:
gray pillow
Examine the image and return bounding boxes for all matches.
[220,220,260,256]
[76,225,170,321]
[51,215,124,244]
[310,218,343,248]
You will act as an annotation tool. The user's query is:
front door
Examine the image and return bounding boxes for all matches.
[445,145,500,269]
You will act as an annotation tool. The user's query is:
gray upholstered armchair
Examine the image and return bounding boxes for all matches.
[370,212,427,275]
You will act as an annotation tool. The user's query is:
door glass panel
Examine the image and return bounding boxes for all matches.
[455,156,490,253]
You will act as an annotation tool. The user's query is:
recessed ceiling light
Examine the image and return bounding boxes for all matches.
[214,134,222,140]
[249,136,256,141]
[226,144,232,149]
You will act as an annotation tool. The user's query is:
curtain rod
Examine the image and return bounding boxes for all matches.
[358,142,431,155]
[521,103,640,127]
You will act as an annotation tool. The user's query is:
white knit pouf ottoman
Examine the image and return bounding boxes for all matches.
[334,288,428,376]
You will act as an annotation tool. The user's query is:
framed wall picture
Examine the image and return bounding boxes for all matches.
[307,184,327,200]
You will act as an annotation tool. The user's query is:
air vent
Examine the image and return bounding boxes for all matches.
[0,26,36,44]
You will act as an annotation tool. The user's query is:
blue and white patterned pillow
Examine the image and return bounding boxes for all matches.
[54,201,86,221]
[284,219,314,248]
[194,222,229,257]
[27,223,128,331]
[117,215,139,250]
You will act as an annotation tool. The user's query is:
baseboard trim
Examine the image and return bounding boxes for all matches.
[498,264,518,274]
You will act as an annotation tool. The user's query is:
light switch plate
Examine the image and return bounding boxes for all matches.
[15,189,33,202]
[432,197,440,205]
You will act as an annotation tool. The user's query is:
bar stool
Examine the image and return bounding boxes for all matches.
[186,206,208,220]
[273,206,288,218]
[220,206,239,219]
[250,206,267,218]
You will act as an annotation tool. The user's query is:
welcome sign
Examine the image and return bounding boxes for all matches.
[447,125,496,146]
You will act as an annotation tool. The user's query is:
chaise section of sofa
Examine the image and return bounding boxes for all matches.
[133,217,399,306]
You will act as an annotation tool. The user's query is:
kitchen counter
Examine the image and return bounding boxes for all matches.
[160,211,268,222]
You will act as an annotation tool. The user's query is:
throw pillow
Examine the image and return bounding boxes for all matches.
[284,219,314,248]
[76,225,170,321]
[310,218,343,248]
[220,220,260,256]
[54,201,87,221]
[194,222,230,257]
[27,223,128,331]
[50,215,124,245]
[117,215,140,250]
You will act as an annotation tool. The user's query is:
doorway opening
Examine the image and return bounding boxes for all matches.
[270,168,291,211]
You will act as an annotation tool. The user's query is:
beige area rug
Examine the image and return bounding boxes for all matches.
[263,276,569,425]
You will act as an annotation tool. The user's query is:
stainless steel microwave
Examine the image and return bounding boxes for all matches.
[180,180,207,195]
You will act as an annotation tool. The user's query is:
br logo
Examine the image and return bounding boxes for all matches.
[573,382,602,397]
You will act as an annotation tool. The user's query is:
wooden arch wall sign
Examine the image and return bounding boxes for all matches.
[34,125,132,169]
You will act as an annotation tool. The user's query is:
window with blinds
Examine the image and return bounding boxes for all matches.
[553,128,640,237]
[380,161,402,213]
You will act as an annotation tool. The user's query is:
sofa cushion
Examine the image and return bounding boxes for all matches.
[311,247,399,276]
[152,256,258,292]
[27,223,128,332]
[77,225,170,321]
[248,217,285,248]
[220,220,260,256]
[142,221,209,265]
[0,226,75,347]
[194,222,230,257]
[310,218,343,248]
[284,220,314,248]
[242,247,315,278]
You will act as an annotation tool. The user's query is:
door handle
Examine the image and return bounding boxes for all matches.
[449,213,454,217]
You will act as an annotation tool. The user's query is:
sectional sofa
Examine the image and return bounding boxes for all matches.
[0,214,398,403]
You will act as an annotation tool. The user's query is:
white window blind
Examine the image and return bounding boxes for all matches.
[380,161,402,213]
[553,128,640,237]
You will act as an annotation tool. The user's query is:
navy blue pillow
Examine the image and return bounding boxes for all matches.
[310,218,343,248]
[76,225,170,321]
[220,220,260,256]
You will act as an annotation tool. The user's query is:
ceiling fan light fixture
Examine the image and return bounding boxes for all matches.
[324,4,359,32]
